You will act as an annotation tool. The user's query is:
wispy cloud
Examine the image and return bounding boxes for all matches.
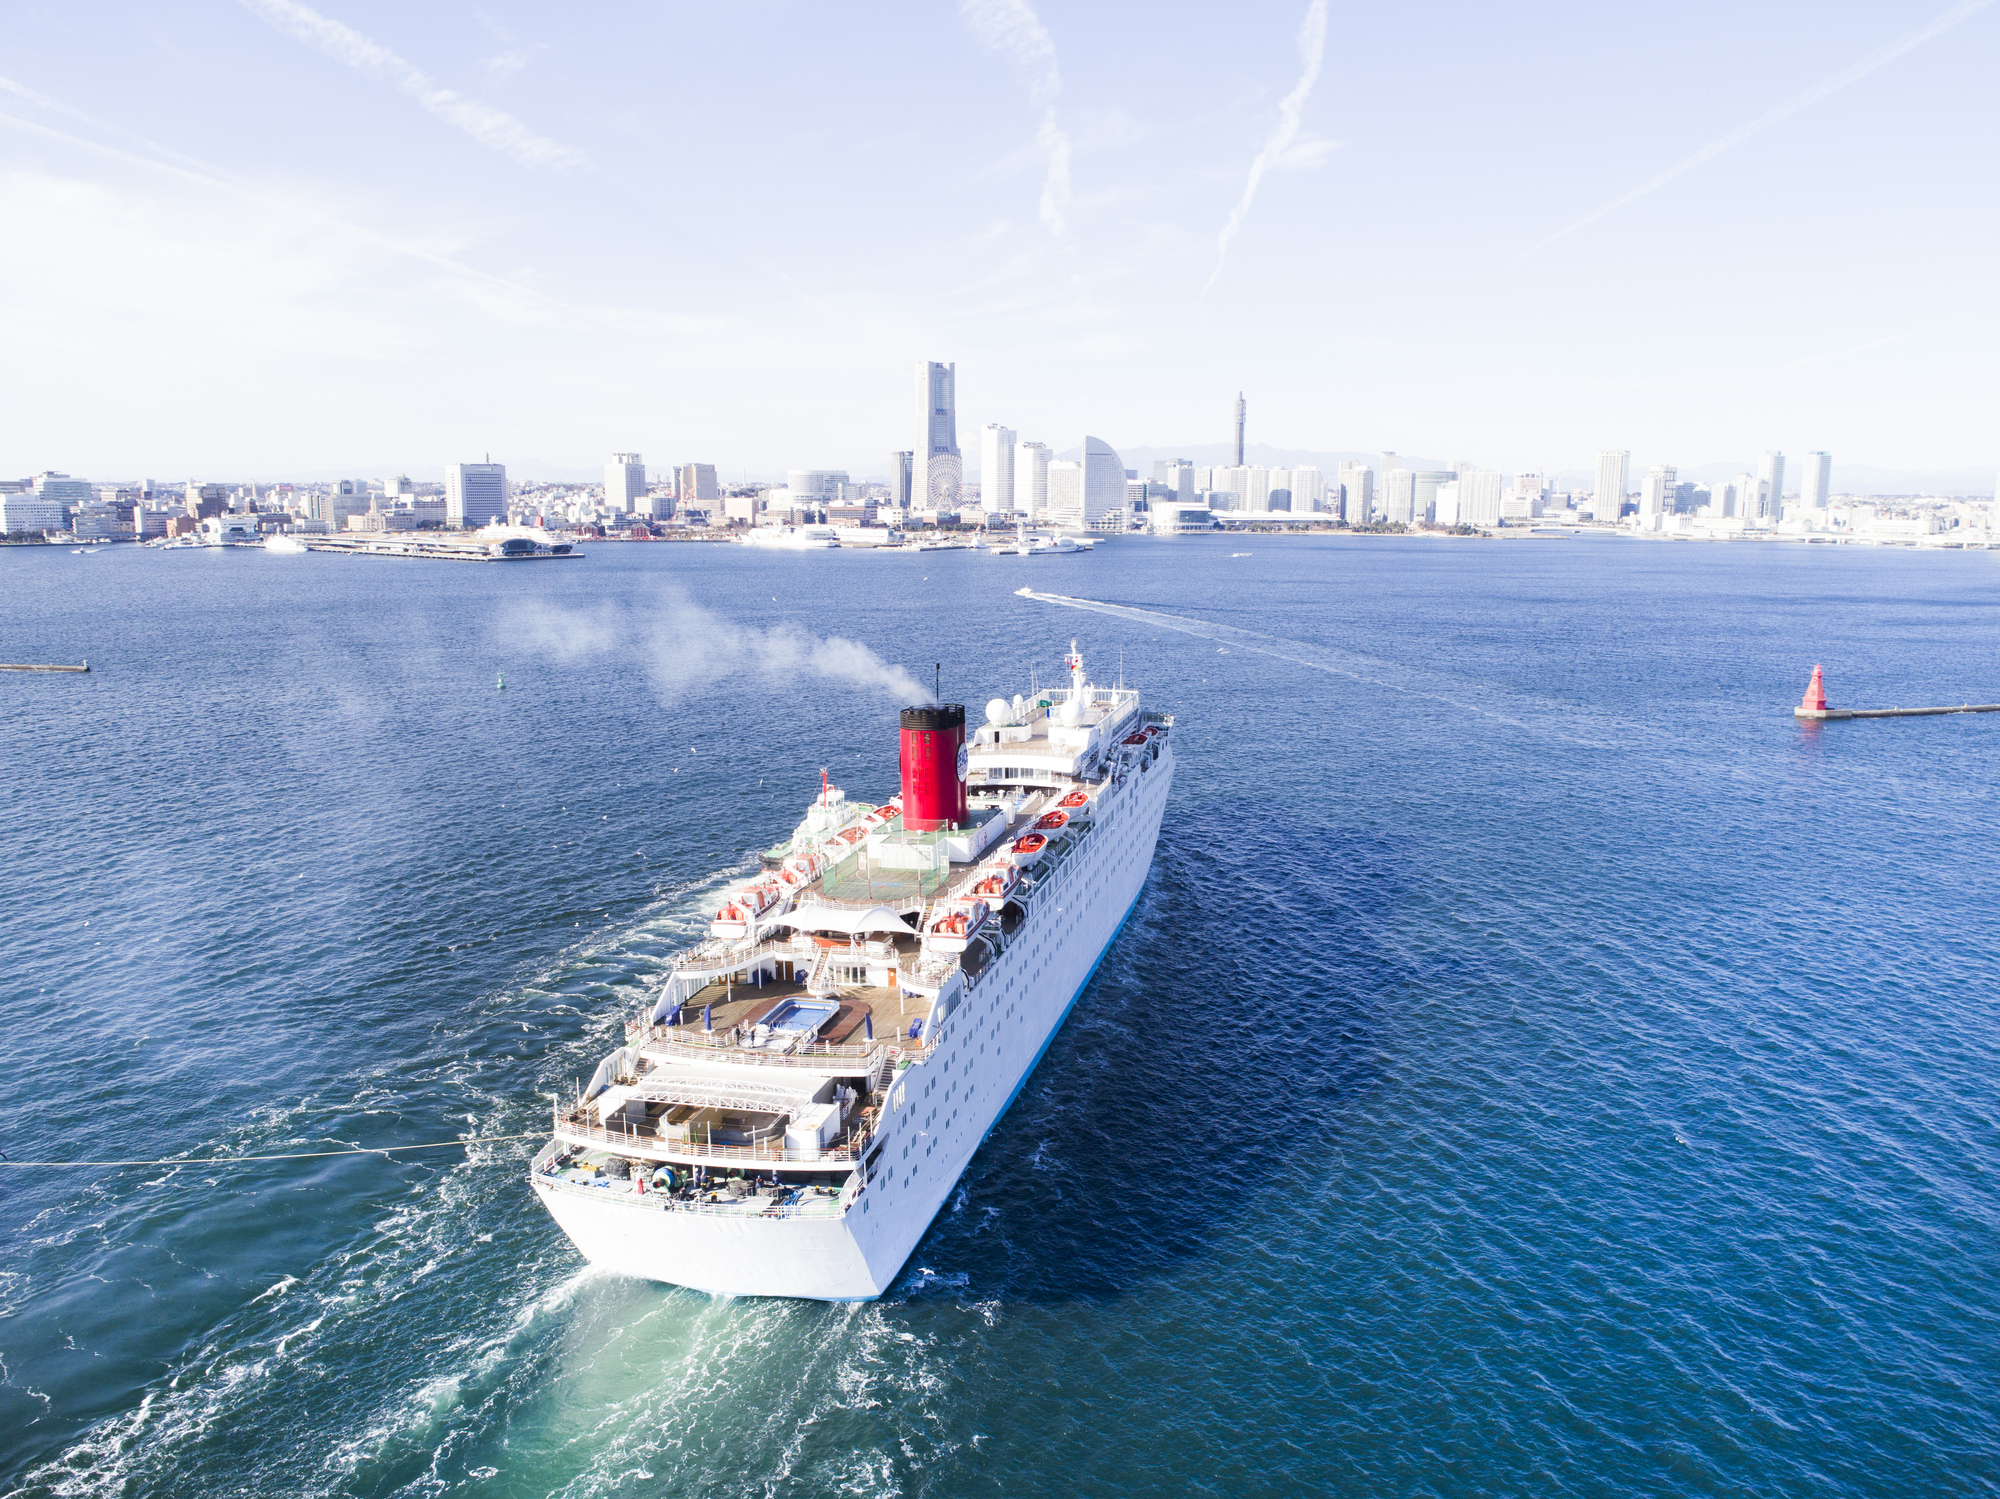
[959,0,1071,237]
[1206,0,1330,295]
[1523,0,1997,257]
[236,0,586,170]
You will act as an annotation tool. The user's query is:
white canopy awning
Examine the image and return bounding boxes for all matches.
[773,902,913,936]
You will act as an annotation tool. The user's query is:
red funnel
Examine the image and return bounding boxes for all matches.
[1799,664,1828,713]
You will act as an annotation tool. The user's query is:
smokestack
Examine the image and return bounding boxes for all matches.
[1234,392,1246,467]
[899,704,968,830]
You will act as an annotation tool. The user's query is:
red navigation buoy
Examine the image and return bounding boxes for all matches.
[1800,664,1828,713]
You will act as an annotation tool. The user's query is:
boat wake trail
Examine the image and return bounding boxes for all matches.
[1014,587,1617,749]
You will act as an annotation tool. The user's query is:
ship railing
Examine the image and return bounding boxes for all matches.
[626,1022,889,1068]
[552,1110,872,1166]
[533,1165,850,1219]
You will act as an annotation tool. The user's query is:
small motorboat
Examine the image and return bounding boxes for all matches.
[924,900,990,954]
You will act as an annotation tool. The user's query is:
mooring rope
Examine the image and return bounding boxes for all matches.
[0,1132,542,1168]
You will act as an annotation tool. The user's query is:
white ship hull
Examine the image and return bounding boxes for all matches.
[535,742,1173,1300]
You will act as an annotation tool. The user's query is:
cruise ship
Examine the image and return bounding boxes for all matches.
[530,643,1174,1299]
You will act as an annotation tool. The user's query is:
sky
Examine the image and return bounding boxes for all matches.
[3,0,1997,486]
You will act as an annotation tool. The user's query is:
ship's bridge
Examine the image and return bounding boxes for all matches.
[966,677,1138,787]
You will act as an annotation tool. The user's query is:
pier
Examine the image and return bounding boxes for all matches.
[0,662,88,673]
[1792,664,2000,721]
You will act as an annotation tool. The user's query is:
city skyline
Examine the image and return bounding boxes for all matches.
[3,2,1996,479]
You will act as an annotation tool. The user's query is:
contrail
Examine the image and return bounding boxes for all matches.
[1523,0,1996,258]
[0,88,589,317]
[237,0,587,170]
[1205,0,1329,295]
[959,0,1071,237]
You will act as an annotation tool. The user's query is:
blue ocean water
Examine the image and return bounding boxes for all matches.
[3,534,1999,1498]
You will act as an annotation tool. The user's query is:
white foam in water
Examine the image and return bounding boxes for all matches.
[1014,585,1627,749]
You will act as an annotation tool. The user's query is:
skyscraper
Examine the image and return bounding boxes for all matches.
[445,462,507,529]
[1338,462,1373,524]
[676,463,719,509]
[1594,451,1629,521]
[1383,468,1416,525]
[1759,452,1786,521]
[1013,441,1049,517]
[1233,393,1246,466]
[1080,436,1126,528]
[981,424,1016,513]
[1641,465,1677,518]
[889,452,913,511]
[915,361,961,510]
[605,453,646,513]
[1801,451,1831,509]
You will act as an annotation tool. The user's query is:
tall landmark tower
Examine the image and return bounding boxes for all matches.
[916,361,962,511]
[1234,392,1246,466]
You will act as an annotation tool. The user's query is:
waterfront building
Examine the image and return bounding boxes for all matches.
[915,361,962,510]
[446,462,508,529]
[1432,481,1462,526]
[1640,465,1677,521]
[981,425,1016,514]
[1594,451,1629,521]
[1338,463,1373,524]
[1013,441,1049,518]
[1801,451,1832,509]
[1239,465,1272,511]
[1079,437,1126,528]
[1383,468,1416,525]
[1289,465,1326,512]
[677,464,720,508]
[2,492,63,534]
[1414,470,1454,523]
[1737,473,1767,524]
[1758,452,1786,520]
[888,452,913,512]
[606,453,646,513]
[1045,460,1082,522]
[1462,469,1505,527]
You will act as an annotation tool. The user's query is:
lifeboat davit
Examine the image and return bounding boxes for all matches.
[1034,810,1069,834]
[1009,833,1048,866]
[924,899,990,954]
[971,863,1020,900]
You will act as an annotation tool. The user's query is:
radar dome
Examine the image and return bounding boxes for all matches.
[1058,696,1084,726]
[986,698,1013,726]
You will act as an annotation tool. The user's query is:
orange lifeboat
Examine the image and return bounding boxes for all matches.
[834,826,868,849]
[709,878,781,938]
[924,899,990,953]
[1034,810,1069,834]
[777,850,828,890]
[1009,833,1048,866]
[971,863,1020,900]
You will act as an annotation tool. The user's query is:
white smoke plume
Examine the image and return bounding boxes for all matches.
[959,0,1072,237]
[237,0,587,170]
[503,594,928,704]
[1205,0,1329,295]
